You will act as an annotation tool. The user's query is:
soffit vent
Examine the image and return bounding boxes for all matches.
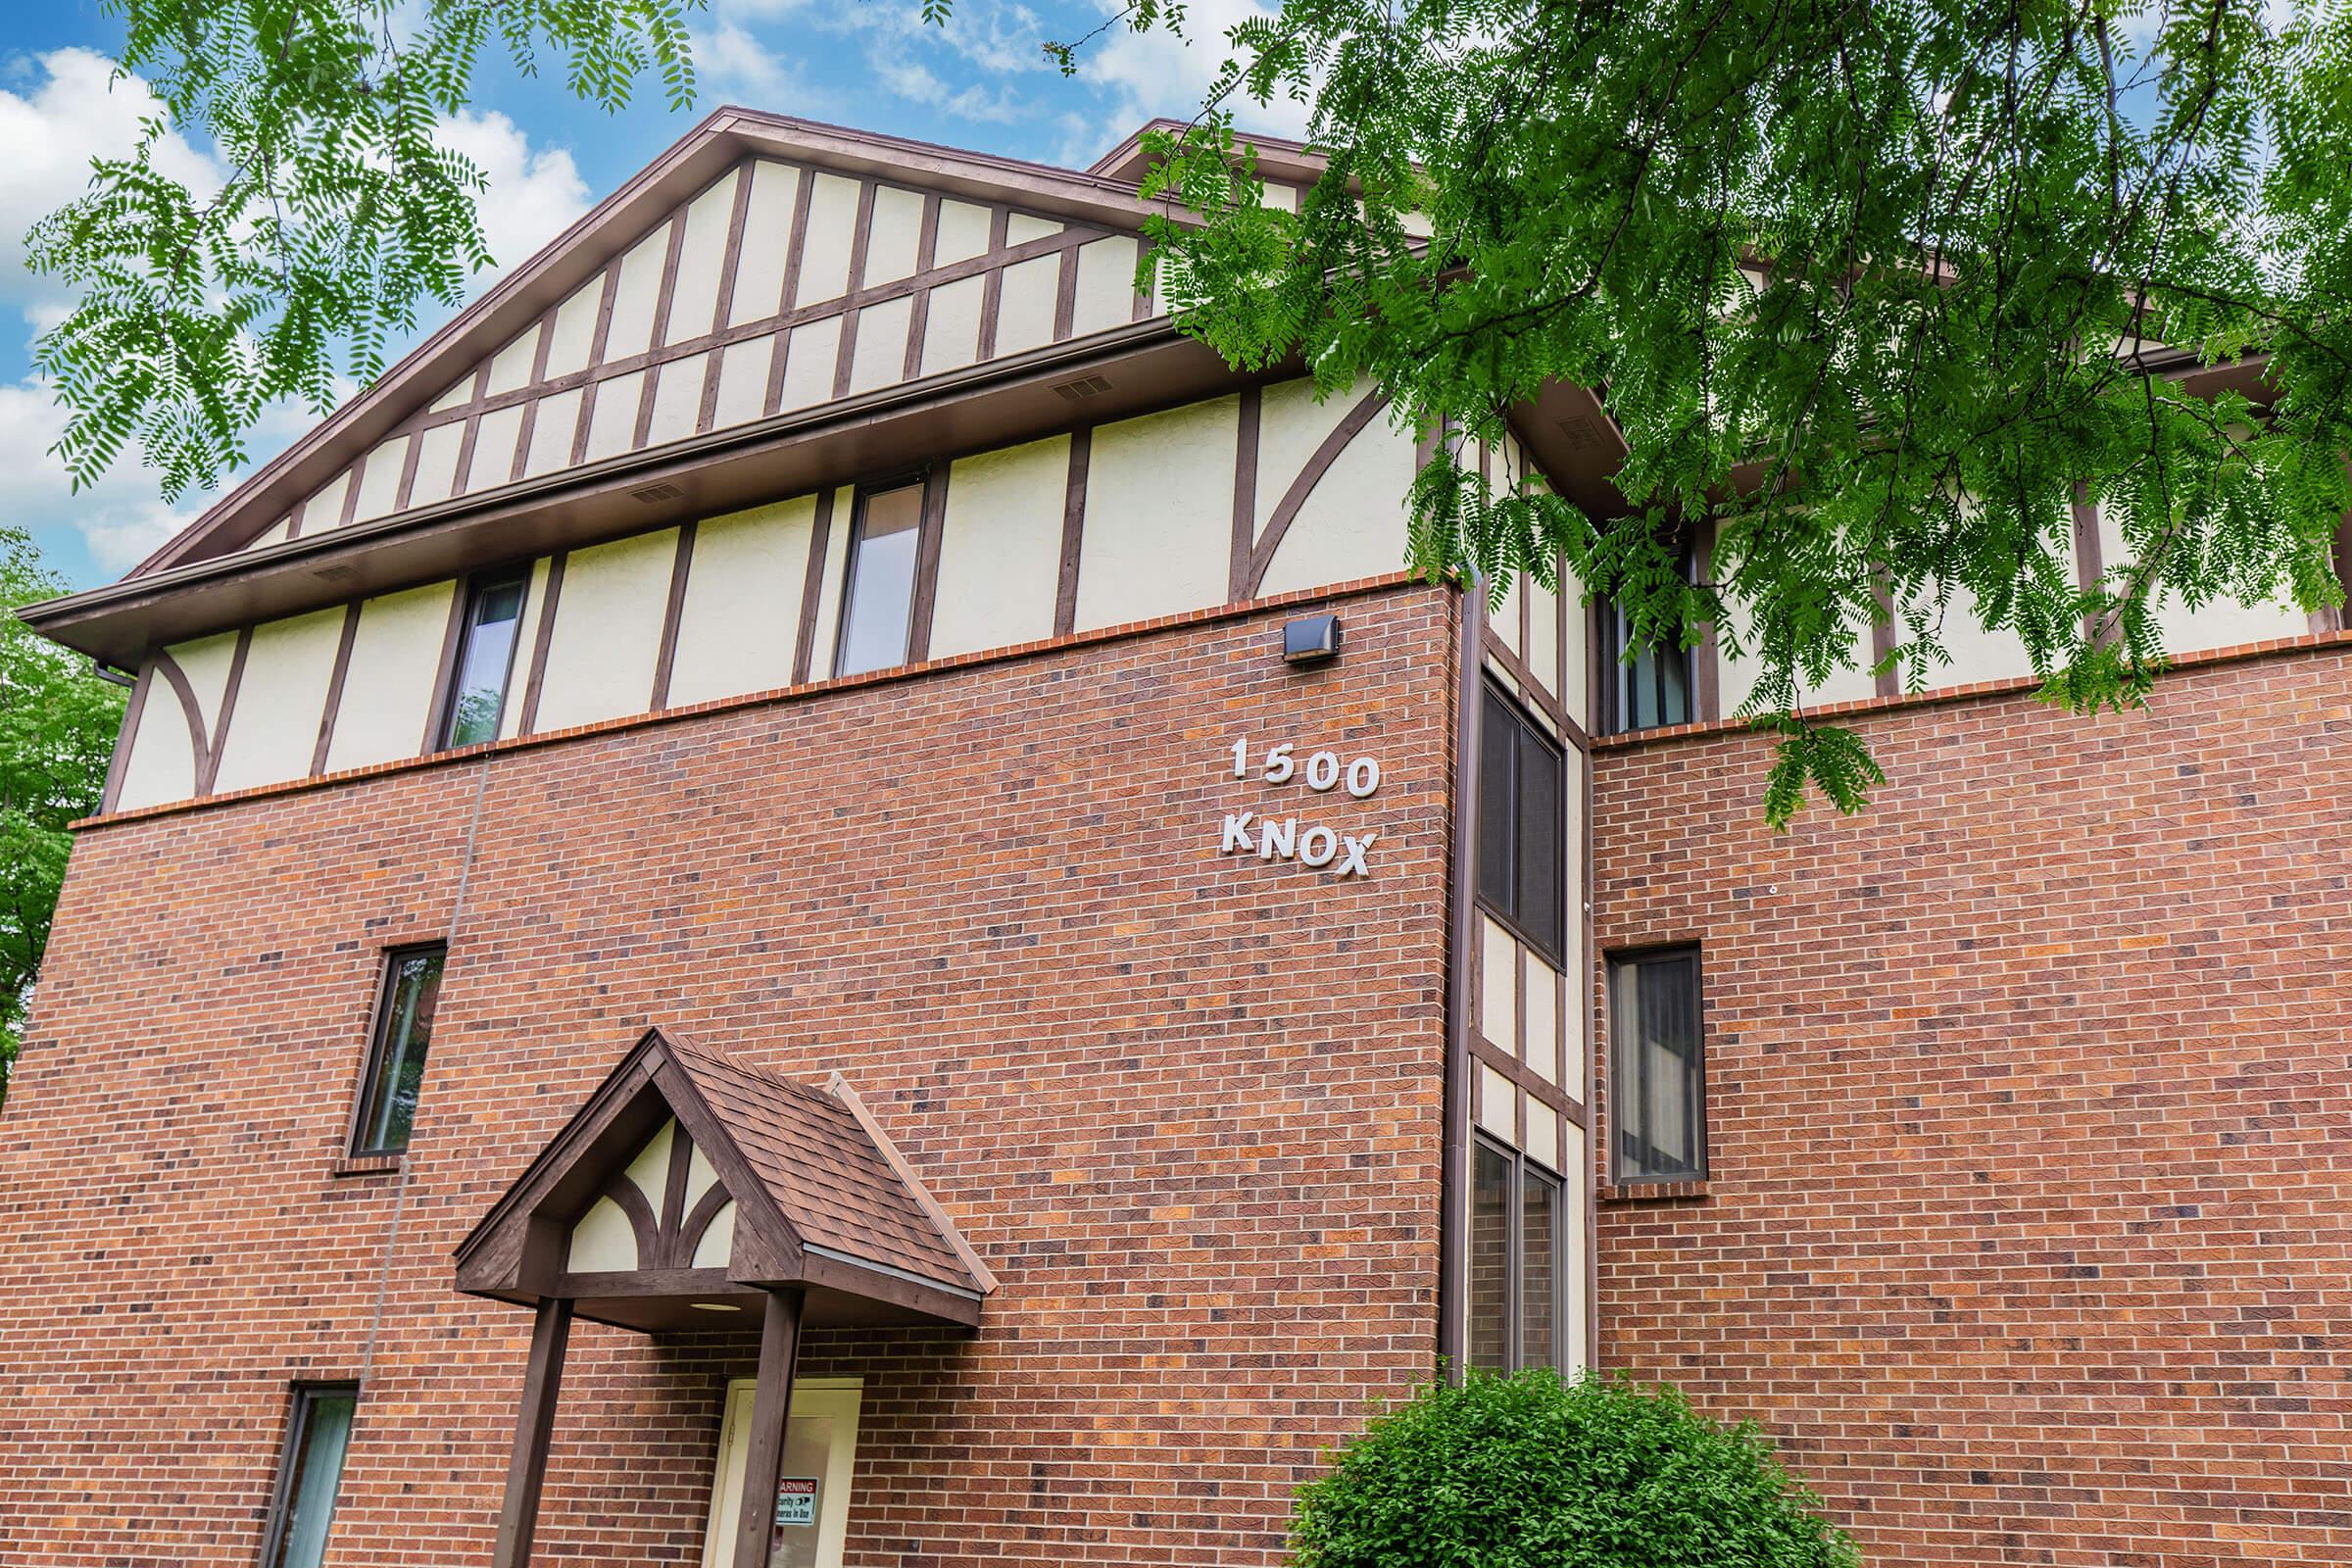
[1052,374,1113,402]
[312,564,358,583]
[631,481,686,504]
[1556,416,1603,452]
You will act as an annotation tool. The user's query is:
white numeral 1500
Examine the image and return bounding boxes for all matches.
[1231,738,1382,800]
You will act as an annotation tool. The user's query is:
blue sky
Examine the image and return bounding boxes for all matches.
[2,0,1299,591]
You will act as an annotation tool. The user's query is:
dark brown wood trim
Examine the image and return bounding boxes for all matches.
[489,1298,573,1568]
[792,487,836,684]
[2325,505,2352,636]
[334,456,366,531]
[1870,564,1899,699]
[571,266,626,467]
[151,652,209,794]
[700,163,760,434]
[451,365,495,500]
[2071,479,2107,647]
[1053,242,1080,341]
[97,659,155,813]
[1484,622,1592,753]
[1471,1037,1590,1129]
[649,521,699,710]
[394,419,427,512]
[1439,581,1484,1378]
[975,207,1010,360]
[631,217,691,451]
[419,577,474,754]
[515,554,568,737]
[1054,427,1091,637]
[658,1122,697,1265]
[762,174,820,421]
[831,178,880,400]
[903,194,942,381]
[679,1181,734,1269]
[732,1289,806,1568]
[509,307,561,485]
[1691,522,1721,722]
[285,495,308,543]
[1583,728,1598,1371]
[195,626,253,796]
[1244,387,1391,596]
[1132,238,1155,321]
[1229,385,1261,600]
[598,1172,662,1263]
[906,465,951,663]
[311,602,365,776]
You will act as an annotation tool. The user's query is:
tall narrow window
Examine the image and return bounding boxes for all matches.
[350,946,446,1156]
[1476,685,1566,963]
[1599,542,1696,733]
[1610,948,1706,1182]
[834,482,924,677]
[439,571,529,748]
[261,1384,358,1568]
[1464,1138,1567,1373]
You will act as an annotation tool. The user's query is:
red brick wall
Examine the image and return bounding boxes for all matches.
[1592,647,2352,1568]
[0,584,1456,1568]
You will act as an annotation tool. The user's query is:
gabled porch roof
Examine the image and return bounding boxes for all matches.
[454,1026,991,1332]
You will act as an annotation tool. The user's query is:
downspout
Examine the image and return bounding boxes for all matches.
[1437,571,1485,1378]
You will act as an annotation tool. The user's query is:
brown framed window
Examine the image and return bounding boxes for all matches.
[1610,947,1706,1182]
[1598,543,1695,733]
[437,570,529,748]
[1466,1138,1568,1373]
[259,1383,359,1568]
[349,946,446,1157]
[833,481,925,677]
[1476,683,1566,964]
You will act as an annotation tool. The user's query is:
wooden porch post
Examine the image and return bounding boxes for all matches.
[491,1298,574,1568]
[732,1288,807,1568]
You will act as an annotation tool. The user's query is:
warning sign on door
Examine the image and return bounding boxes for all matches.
[774,1477,818,1528]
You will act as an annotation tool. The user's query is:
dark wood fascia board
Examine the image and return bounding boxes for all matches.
[25,323,1261,666]
[126,111,1177,581]
[791,1249,985,1328]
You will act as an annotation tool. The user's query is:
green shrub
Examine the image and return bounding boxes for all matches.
[1290,1370,1858,1568]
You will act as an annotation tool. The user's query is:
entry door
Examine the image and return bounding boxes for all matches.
[700,1378,863,1568]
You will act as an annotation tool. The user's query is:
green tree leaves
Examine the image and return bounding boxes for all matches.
[27,0,705,504]
[1291,1370,1856,1567]
[1134,0,2352,820]
[0,529,127,1108]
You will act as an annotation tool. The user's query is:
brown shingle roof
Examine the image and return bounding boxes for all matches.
[663,1034,977,1292]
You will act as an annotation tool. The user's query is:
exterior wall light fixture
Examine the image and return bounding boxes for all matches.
[1283,613,1342,666]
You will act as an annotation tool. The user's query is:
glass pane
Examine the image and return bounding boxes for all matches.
[766,1414,836,1568]
[1620,955,1702,1180]
[1477,689,1515,913]
[273,1391,356,1568]
[445,577,526,747]
[1656,639,1691,726]
[1468,1142,1512,1371]
[1520,1168,1559,1370]
[1515,729,1563,958]
[835,485,923,676]
[356,950,445,1154]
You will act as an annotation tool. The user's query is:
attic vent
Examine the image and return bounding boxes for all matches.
[312,564,358,583]
[1556,416,1602,452]
[631,481,685,504]
[1052,374,1113,402]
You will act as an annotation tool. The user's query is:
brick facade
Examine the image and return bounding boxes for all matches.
[1592,646,2352,1568]
[0,584,1456,1568]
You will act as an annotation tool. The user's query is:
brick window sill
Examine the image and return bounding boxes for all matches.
[1597,1180,1709,1203]
[330,1153,407,1180]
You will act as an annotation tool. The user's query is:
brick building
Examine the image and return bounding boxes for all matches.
[1,110,2344,1568]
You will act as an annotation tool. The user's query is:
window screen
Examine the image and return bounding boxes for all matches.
[1476,686,1566,962]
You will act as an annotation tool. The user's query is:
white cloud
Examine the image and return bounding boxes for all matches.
[0,373,201,571]
[434,110,593,286]
[1077,0,1313,148]
[0,48,223,310]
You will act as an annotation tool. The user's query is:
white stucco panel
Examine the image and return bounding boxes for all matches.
[793,173,862,307]
[667,496,818,707]
[113,667,200,810]
[209,607,347,795]
[993,254,1060,356]
[323,582,456,771]
[1256,410,1415,598]
[532,529,679,730]
[665,169,740,345]
[728,162,802,327]
[917,275,984,377]
[1073,396,1238,631]
[931,435,1070,659]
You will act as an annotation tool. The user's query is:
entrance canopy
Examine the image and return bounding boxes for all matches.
[455,1026,992,1333]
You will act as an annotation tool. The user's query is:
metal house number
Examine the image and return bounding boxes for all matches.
[1219,736,1382,879]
